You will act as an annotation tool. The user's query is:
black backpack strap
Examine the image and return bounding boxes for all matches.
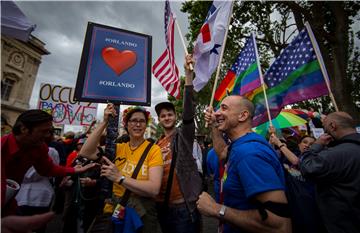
[163,132,179,210]
[119,141,154,206]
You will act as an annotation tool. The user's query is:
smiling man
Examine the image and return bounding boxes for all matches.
[201,95,291,233]
[154,54,202,233]
[1,110,95,216]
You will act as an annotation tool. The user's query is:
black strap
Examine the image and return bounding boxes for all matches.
[253,200,291,220]
[119,141,154,206]
[163,133,179,209]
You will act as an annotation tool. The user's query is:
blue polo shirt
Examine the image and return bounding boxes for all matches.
[223,132,285,233]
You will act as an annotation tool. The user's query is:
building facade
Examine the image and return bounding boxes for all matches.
[1,35,49,129]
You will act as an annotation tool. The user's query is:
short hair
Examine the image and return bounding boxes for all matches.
[239,96,255,118]
[13,110,53,135]
[328,112,355,129]
[122,106,150,131]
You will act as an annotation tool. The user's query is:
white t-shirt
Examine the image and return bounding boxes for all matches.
[192,141,203,174]
[16,147,60,207]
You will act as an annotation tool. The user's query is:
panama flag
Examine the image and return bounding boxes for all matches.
[193,1,232,92]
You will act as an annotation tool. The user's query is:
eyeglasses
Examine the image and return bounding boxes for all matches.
[128,119,147,126]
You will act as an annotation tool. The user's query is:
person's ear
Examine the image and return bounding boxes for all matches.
[238,110,250,122]
[20,125,29,135]
[329,121,336,131]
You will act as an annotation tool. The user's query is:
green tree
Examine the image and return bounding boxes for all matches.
[180,1,360,124]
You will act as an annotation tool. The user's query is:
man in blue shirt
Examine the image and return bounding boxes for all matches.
[198,95,291,233]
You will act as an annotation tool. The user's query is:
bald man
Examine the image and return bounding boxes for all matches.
[300,112,360,233]
[200,96,291,233]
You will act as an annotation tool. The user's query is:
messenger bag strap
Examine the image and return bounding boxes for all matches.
[119,141,154,206]
[163,132,179,209]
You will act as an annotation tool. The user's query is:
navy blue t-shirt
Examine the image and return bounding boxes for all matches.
[223,133,285,233]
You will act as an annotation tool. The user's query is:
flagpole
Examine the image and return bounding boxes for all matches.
[207,0,235,109]
[252,32,273,126]
[305,22,339,112]
[175,18,193,70]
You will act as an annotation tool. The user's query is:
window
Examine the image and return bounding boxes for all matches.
[1,78,15,101]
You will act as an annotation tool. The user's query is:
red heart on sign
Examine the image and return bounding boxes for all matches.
[101,47,137,76]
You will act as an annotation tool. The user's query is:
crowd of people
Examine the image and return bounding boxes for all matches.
[2,54,360,233]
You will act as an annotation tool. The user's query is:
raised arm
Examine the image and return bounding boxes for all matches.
[269,134,300,165]
[204,106,228,160]
[79,104,117,160]
[182,54,195,130]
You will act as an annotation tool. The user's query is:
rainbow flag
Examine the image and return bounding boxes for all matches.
[252,27,328,127]
[214,35,261,105]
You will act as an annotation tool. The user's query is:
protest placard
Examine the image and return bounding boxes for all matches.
[38,83,98,126]
[75,22,152,106]
[311,128,325,139]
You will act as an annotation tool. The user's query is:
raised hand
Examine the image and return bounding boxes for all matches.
[184,54,194,72]
[204,106,216,127]
[269,134,282,147]
[103,103,118,123]
[315,133,333,146]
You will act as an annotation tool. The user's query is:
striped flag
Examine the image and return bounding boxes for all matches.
[152,0,180,99]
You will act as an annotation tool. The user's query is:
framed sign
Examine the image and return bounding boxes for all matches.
[75,22,152,106]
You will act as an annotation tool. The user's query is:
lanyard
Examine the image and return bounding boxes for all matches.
[218,160,228,233]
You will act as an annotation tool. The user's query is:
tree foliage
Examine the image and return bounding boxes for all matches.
[177,0,360,128]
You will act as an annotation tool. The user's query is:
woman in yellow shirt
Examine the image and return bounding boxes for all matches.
[80,104,163,233]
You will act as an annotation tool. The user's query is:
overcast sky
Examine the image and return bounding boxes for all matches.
[16,0,190,122]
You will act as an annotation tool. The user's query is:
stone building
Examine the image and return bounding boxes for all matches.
[1,35,49,130]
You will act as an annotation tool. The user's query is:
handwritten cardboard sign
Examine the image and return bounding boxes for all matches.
[38,83,98,126]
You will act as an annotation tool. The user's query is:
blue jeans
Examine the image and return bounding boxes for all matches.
[156,202,201,233]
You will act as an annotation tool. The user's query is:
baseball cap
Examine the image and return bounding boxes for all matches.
[155,102,175,116]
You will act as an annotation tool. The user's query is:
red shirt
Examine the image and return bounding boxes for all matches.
[66,151,79,167]
[1,133,75,215]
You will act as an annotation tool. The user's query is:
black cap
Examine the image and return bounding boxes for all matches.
[155,102,175,116]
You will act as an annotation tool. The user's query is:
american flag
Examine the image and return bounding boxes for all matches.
[264,28,318,88]
[152,0,180,99]
[231,37,256,76]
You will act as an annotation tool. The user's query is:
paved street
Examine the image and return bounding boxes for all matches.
[46,181,218,233]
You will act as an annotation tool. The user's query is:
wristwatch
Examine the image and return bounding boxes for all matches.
[118,175,126,185]
[219,205,226,219]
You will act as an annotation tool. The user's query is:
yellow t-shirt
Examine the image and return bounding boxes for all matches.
[104,140,163,213]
